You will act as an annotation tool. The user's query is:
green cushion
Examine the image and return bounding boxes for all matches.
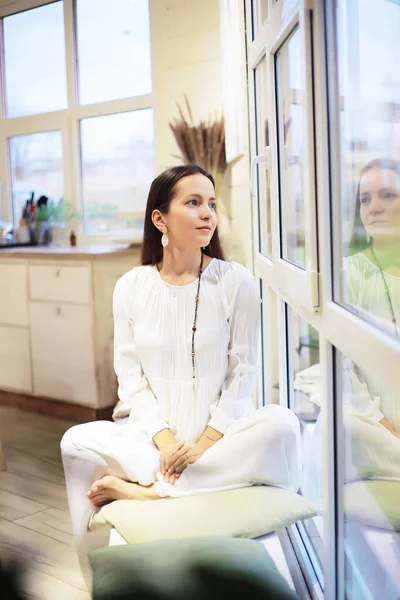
[345,480,400,531]
[90,536,300,600]
[89,486,316,543]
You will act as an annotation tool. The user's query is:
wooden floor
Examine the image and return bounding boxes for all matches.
[0,407,90,600]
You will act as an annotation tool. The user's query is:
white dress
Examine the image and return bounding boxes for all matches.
[347,252,400,431]
[303,253,400,500]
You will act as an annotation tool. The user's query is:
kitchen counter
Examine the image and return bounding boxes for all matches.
[0,243,140,260]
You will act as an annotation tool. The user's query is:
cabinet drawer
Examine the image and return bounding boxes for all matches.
[29,264,91,304]
[30,302,97,406]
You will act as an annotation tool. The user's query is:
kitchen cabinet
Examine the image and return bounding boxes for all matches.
[0,325,32,393]
[0,263,29,326]
[0,246,139,416]
[30,302,97,405]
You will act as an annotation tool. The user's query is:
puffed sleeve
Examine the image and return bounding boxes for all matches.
[112,271,169,440]
[208,263,261,433]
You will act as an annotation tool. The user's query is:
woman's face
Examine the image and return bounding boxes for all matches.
[360,167,400,243]
[162,174,218,250]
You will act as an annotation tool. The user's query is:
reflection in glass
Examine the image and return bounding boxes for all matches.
[276,28,306,267]
[347,160,400,337]
[76,0,151,105]
[287,308,323,570]
[341,355,400,597]
[336,0,400,337]
[9,132,63,225]
[255,58,272,256]
[80,109,154,234]
[3,2,67,117]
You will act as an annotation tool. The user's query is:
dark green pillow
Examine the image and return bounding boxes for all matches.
[90,536,299,600]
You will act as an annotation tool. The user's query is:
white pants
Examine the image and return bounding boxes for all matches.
[61,404,301,582]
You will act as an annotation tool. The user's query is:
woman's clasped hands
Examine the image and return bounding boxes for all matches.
[160,440,205,484]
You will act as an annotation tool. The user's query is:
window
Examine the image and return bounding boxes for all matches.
[286,307,323,577]
[80,110,154,233]
[276,27,306,268]
[9,131,63,225]
[251,0,268,37]
[3,2,67,118]
[254,57,272,257]
[333,0,400,338]
[339,352,400,598]
[246,0,400,597]
[76,0,151,105]
[0,0,153,238]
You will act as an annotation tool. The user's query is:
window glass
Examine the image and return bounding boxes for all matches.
[287,307,323,577]
[276,27,306,267]
[251,0,268,38]
[9,131,63,225]
[255,58,272,256]
[76,0,152,105]
[340,353,400,597]
[80,109,154,234]
[3,2,67,117]
[334,0,400,338]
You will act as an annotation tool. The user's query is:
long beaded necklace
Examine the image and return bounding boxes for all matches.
[191,252,204,393]
[370,245,398,337]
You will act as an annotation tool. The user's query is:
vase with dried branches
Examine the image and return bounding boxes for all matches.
[169,96,231,220]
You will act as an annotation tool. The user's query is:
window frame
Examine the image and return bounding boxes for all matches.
[0,0,154,243]
[246,0,400,598]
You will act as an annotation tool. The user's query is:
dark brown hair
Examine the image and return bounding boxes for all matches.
[348,158,400,255]
[141,165,226,265]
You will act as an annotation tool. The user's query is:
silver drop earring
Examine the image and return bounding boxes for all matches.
[366,234,371,244]
[161,227,169,248]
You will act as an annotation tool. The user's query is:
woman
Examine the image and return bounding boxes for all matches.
[302,159,400,501]
[348,158,400,332]
[61,165,301,572]
[347,158,400,440]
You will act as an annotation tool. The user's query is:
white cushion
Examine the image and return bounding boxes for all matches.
[345,480,400,531]
[89,486,317,544]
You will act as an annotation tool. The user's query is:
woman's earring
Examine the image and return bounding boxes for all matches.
[161,227,169,248]
[366,234,371,244]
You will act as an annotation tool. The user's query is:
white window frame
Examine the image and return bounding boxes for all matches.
[248,0,319,316]
[246,0,400,598]
[0,0,154,244]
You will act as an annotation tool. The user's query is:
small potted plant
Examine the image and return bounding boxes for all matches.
[31,197,81,246]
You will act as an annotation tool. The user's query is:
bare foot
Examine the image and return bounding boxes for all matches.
[87,475,160,506]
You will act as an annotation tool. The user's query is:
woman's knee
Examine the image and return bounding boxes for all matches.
[60,423,89,457]
[260,405,300,441]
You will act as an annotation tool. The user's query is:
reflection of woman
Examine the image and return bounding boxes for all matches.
[303,160,400,500]
[61,165,301,577]
[347,158,400,438]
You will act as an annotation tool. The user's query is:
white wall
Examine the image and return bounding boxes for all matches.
[151,0,223,172]
[151,0,253,268]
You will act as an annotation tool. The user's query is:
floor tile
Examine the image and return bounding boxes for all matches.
[0,489,49,521]
[24,569,91,600]
[14,508,74,546]
[0,518,87,591]
[0,471,68,511]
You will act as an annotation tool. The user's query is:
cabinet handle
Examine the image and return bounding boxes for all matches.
[55,269,60,278]
[55,306,61,316]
